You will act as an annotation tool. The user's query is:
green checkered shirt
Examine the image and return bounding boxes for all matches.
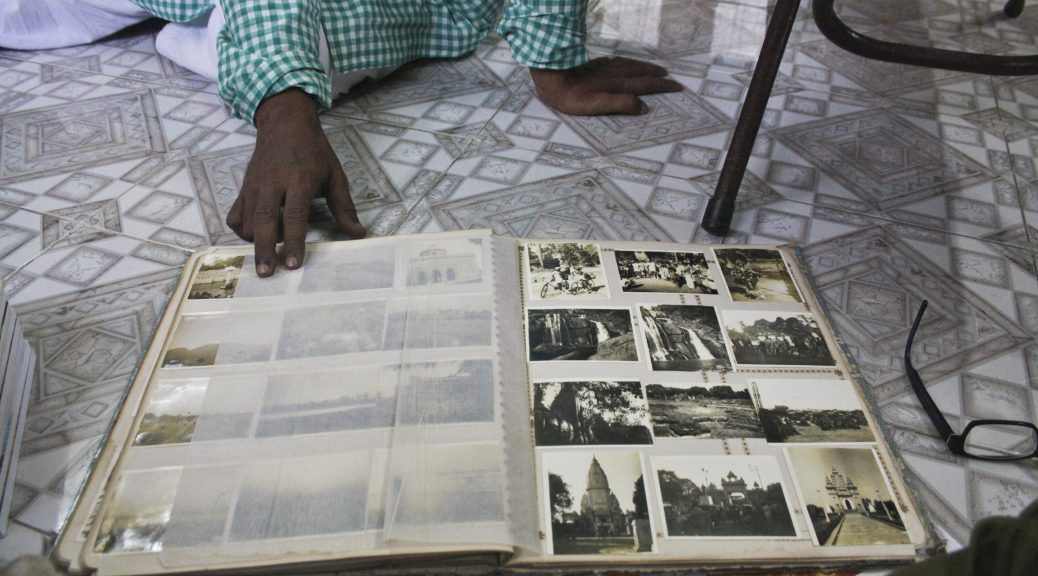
[134,0,588,124]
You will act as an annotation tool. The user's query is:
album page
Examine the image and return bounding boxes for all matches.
[512,240,933,570]
[70,230,536,576]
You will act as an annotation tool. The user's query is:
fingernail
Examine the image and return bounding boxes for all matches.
[257,262,271,276]
[285,255,299,269]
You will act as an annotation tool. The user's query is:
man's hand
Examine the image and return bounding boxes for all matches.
[530,56,683,116]
[226,88,366,277]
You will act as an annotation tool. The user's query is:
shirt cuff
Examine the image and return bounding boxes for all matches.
[217,41,332,125]
[496,11,590,70]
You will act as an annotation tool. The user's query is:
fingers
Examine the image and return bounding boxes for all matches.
[581,92,645,116]
[281,187,310,269]
[252,187,282,277]
[613,75,684,96]
[326,168,367,239]
[599,56,669,78]
[226,193,245,239]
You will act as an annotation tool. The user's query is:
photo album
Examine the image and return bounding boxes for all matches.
[55,230,938,575]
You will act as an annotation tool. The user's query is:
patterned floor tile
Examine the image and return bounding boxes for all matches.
[0,523,50,563]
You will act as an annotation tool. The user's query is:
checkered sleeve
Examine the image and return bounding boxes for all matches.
[216,0,331,125]
[496,0,589,70]
[131,0,214,22]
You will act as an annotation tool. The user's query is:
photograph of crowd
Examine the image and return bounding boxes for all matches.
[188,255,244,300]
[544,451,654,555]
[614,250,716,294]
[638,305,731,372]
[528,308,638,361]
[527,241,608,300]
[645,383,764,439]
[786,447,909,546]
[722,311,834,367]
[752,379,874,443]
[533,381,653,446]
[714,248,802,303]
[654,456,797,538]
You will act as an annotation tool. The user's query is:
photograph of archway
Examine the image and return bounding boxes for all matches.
[543,451,654,555]
[786,447,910,546]
[528,308,638,362]
[533,380,652,446]
[714,248,802,302]
[405,237,484,287]
[653,455,797,538]
[637,304,731,372]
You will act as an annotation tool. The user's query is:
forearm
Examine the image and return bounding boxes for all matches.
[216,0,331,125]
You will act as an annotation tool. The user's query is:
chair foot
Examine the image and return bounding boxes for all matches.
[1005,0,1025,18]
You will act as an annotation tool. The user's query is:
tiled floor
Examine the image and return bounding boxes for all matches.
[1,0,1038,567]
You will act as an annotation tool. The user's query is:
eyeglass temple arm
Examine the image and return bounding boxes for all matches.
[904,300,956,440]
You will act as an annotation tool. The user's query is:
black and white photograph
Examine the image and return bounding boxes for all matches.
[786,447,910,546]
[405,237,484,287]
[229,452,373,541]
[276,302,386,360]
[723,310,835,367]
[392,443,505,527]
[638,305,731,372]
[752,379,874,444]
[543,451,654,555]
[528,308,638,362]
[233,256,295,298]
[527,242,608,300]
[188,255,244,299]
[163,313,280,367]
[300,247,396,293]
[162,466,239,548]
[391,360,496,425]
[714,248,802,303]
[383,296,493,350]
[614,250,716,294]
[533,381,652,446]
[653,455,797,538]
[645,383,764,439]
[135,378,256,446]
[94,468,180,553]
[256,366,395,438]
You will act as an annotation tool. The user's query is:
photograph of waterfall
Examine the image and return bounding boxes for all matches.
[527,308,638,361]
[637,305,731,372]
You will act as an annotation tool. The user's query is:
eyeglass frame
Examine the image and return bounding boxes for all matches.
[904,299,1038,461]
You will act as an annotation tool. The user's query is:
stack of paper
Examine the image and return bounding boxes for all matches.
[0,284,36,537]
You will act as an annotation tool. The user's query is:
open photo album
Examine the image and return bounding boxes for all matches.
[55,229,938,575]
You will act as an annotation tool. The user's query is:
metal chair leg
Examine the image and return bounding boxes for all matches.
[702,0,802,236]
[813,0,1038,75]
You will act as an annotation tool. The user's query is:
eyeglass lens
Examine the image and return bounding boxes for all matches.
[963,423,1038,459]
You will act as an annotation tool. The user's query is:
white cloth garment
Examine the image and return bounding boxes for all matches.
[0,0,151,50]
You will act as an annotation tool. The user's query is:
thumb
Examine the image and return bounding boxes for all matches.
[325,168,367,239]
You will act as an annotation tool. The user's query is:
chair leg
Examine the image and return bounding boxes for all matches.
[702,0,802,236]
[1005,0,1025,18]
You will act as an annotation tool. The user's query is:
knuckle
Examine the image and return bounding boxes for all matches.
[283,204,308,224]
[252,205,277,223]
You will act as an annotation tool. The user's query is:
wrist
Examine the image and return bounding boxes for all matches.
[255,88,319,131]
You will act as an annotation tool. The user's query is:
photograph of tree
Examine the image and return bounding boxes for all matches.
[533,381,652,446]
[94,468,180,553]
[528,308,638,361]
[752,379,874,443]
[614,250,716,294]
[526,242,608,300]
[544,451,654,555]
[723,310,835,367]
[645,383,764,439]
[786,447,909,546]
[714,248,802,302]
[188,255,244,299]
[653,455,797,538]
[638,305,731,372]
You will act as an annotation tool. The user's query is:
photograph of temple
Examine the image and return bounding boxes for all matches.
[544,451,653,555]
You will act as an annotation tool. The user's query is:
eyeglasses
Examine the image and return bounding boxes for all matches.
[905,300,1038,461]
